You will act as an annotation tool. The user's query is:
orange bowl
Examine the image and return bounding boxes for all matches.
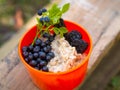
[18,20,92,90]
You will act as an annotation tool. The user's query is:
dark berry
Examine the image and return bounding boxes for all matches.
[28,45,33,51]
[43,33,50,38]
[44,17,50,22]
[40,17,44,22]
[45,40,51,45]
[71,39,88,53]
[25,58,29,63]
[34,66,39,70]
[43,47,50,53]
[37,58,42,63]
[33,46,40,53]
[49,36,54,42]
[35,39,42,45]
[38,10,42,16]
[28,54,33,60]
[39,60,47,67]
[29,60,37,67]
[54,18,66,28]
[65,30,82,42]
[33,53,39,59]
[46,45,51,51]
[46,55,52,62]
[40,42,46,47]
[47,52,55,58]
[41,66,48,72]
[23,51,28,58]
[41,8,47,12]
[39,51,46,59]
[22,46,28,52]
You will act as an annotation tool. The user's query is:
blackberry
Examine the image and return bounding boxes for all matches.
[71,39,88,53]
[54,18,66,28]
[65,30,82,42]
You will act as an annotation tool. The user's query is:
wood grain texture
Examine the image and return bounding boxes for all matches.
[0,0,120,90]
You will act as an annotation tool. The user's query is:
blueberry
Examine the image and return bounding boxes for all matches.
[41,66,48,72]
[40,17,44,22]
[49,36,54,42]
[25,58,29,63]
[46,55,52,62]
[43,47,50,53]
[38,10,42,16]
[44,17,50,22]
[43,33,50,38]
[28,54,33,60]
[29,60,37,67]
[40,42,46,47]
[47,52,55,58]
[39,60,47,67]
[45,40,51,45]
[46,45,51,51]
[33,46,40,53]
[35,39,42,45]
[41,8,47,12]
[39,51,46,59]
[23,51,28,58]
[37,58,42,63]
[28,45,33,51]
[33,53,39,59]
[22,46,28,52]
[34,66,39,70]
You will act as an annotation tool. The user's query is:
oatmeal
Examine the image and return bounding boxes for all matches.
[47,35,86,73]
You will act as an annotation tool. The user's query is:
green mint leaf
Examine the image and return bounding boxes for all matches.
[61,3,70,13]
[51,16,61,24]
[59,27,68,33]
[53,27,59,34]
[48,4,60,17]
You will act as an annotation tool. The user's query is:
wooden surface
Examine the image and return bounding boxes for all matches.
[0,0,120,90]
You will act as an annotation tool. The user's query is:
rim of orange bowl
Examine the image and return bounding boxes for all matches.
[18,20,92,75]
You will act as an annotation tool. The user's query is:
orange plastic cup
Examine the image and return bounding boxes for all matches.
[18,20,92,90]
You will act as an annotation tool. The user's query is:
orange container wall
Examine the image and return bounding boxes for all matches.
[18,20,92,90]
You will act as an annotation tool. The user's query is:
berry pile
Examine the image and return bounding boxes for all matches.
[22,33,55,72]
[64,30,88,53]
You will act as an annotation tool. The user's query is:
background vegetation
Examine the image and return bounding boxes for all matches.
[0,0,50,46]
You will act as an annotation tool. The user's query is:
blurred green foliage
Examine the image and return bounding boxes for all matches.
[0,0,50,21]
[106,73,120,90]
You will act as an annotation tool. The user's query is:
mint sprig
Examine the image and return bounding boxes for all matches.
[32,3,70,45]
